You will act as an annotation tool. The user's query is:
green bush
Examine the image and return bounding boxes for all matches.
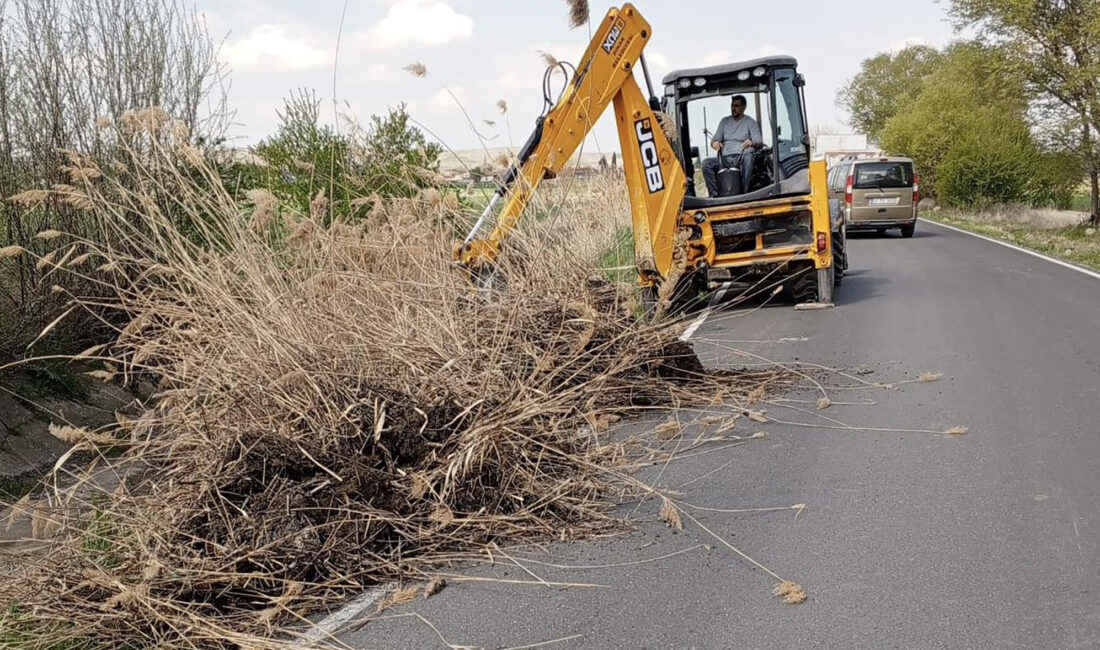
[219,92,443,222]
[1027,151,1084,209]
[935,123,1034,208]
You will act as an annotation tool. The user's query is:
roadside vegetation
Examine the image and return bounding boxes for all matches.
[839,1,1099,222]
[0,1,811,647]
[931,210,1100,270]
[0,106,796,646]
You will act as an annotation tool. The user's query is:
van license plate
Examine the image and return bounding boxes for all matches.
[869,197,899,205]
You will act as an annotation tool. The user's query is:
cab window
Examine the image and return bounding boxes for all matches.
[853,161,913,189]
[773,70,808,172]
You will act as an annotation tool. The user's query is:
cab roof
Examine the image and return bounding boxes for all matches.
[661,55,798,85]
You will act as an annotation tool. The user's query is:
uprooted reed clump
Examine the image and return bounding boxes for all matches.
[0,133,764,647]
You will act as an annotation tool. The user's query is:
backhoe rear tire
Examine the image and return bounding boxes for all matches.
[790,268,818,304]
[832,229,847,285]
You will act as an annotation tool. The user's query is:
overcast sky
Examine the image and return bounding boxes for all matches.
[200,0,956,151]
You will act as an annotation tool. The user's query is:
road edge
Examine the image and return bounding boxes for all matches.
[922,218,1100,280]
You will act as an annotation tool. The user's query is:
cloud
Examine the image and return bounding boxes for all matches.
[221,25,329,70]
[372,1,474,49]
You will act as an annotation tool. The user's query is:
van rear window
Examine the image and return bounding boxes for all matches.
[853,162,913,189]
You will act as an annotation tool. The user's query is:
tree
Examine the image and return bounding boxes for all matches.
[949,0,1100,223]
[880,42,1038,206]
[837,44,943,140]
[0,0,229,360]
[357,103,442,198]
[251,89,352,217]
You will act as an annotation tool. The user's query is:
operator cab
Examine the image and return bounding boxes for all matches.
[662,56,811,207]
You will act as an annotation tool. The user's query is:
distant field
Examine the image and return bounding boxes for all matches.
[439,147,615,176]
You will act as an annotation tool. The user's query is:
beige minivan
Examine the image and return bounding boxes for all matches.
[827,156,919,237]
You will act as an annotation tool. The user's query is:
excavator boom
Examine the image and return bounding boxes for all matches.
[455,3,684,283]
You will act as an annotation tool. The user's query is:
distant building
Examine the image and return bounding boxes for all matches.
[813,133,880,166]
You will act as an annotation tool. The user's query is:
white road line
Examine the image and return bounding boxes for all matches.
[924,219,1100,281]
[679,312,708,341]
[297,584,392,645]
[679,284,731,341]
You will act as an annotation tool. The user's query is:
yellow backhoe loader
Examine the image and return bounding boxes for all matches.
[454,3,845,310]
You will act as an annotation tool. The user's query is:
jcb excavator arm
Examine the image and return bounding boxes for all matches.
[454,3,686,284]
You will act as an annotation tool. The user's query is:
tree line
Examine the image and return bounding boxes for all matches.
[839,0,1099,223]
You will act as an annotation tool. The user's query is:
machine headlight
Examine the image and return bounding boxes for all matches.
[693,77,707,87]
[677,78,691,89]
[752,66,767,78]
[736,70,751,81]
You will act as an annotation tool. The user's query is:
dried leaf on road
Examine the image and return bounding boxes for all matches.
[659,498,683,531]
[655,420,681,440]
[773,580,806,604]
[746,410,768,423]
[918,372,943,382]
[423,577,447,599]
[817,397,831,410]
[945,425,969,435]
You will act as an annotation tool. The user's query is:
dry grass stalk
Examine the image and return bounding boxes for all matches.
[246,188,278,230]
[7,189,50,207]
[654,420,681,440]
[404,61,428,77]
[656,112,678,141]
[538,50,560,67]
[309,188,328,221]
[62,165,102,183]
[0,134,792,648]
[565,0,589,28]
[35,229,64,240]
[0,244,25,259]
[47,422,116,446]
[35,250,58,270]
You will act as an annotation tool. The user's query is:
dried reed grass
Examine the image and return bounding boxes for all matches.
[0,126,779,647]
[565,0,589,28]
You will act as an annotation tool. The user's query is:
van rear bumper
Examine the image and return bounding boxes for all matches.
[848,217,917,231]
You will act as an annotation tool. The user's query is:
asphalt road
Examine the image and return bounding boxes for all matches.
[335,220,1100,649]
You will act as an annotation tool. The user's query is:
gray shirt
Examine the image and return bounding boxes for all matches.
[712,114,763,156]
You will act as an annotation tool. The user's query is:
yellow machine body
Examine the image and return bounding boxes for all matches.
[455,3,836,301]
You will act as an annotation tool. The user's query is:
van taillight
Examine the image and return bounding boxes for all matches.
[816,232,827,253]
[913,174,920,203]
[844,175,853,205]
